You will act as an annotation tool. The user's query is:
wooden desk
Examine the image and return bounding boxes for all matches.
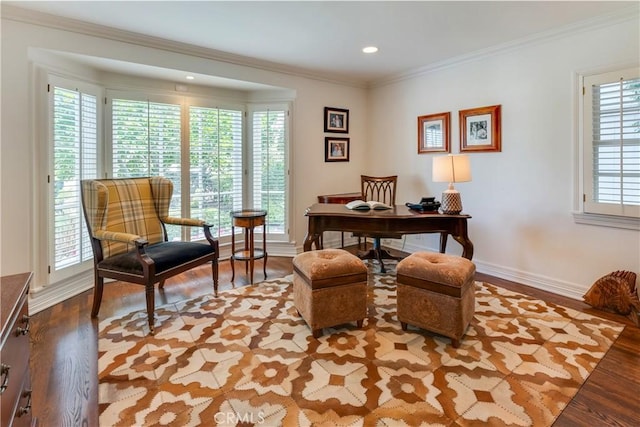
[303,203,473,259]
[317,192,362,247]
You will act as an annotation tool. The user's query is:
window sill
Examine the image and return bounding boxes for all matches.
[572,212,640,230]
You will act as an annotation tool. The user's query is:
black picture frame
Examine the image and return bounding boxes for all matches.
[325,137,349,162]
[324,107,349,133]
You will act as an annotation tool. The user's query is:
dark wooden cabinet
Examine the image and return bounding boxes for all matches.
[1,273,36,427]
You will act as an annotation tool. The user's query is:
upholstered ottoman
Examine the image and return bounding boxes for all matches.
[293,249,368,338]
[396,252,476,347]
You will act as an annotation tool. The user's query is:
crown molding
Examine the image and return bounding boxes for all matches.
[372,4,640,88]
[2,4,637,91]
[1,4,368,90]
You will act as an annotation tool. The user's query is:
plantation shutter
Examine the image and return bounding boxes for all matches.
[584,69,640,218]
[111,98,182,238]
[189,106,243,240]
[252,107,288,238]
[51,86,98,275]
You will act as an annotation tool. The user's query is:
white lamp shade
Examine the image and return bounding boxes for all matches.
[432,154,472,183]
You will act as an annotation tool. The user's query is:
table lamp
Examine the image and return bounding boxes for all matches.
[432,154,471,214]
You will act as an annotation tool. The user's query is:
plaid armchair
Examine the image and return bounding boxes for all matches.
[81,177,219,333]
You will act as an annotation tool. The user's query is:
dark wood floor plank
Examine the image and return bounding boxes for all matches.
[28,250,640,426]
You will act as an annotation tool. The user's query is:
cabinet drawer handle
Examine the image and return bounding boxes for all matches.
[0,363,9,394]
[16,315,30,336]
[17,389,32,417]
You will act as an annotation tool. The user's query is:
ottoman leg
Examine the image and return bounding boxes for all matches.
[312,328,322,339]
[401,321,408,331]
[451,338,461,348]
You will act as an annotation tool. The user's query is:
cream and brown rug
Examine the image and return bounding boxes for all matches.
[98,265,624,426]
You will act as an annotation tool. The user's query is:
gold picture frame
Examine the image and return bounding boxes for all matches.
[418,112,450,154]
[459,104,501,152]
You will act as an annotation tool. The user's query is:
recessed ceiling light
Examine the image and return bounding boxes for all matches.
[362,46,378,54]
[185,75,195,80]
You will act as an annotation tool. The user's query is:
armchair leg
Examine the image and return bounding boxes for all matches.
[212,260,219,294]
[91,275,104,318]
[145,283,155,334]
[159,279,166,290]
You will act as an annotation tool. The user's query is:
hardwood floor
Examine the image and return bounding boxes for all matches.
[29,248,640,426]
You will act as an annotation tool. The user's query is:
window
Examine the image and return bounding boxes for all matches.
[110,97,182,239]
[45,79,290,288]
[251,107,288,239]
[107,94,290,243]
[48,78,100,282]
[582,68,640,220]
[189,105,244,241]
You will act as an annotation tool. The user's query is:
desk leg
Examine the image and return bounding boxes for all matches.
[439,232,448,253]
[451,235,474,260]
[303,233,321,251]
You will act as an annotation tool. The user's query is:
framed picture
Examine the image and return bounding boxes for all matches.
[459,104,501,152]
[417,112,450,154]
[324,107,349,133]
[325,137,349,162]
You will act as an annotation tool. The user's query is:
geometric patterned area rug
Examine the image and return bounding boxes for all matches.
[98,264,624,426]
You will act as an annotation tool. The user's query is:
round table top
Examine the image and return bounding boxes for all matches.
[230,209,267,219]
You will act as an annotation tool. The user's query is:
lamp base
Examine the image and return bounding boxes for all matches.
[440,190,462,215]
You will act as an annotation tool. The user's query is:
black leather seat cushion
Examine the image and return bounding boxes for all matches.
[98,241,215,275]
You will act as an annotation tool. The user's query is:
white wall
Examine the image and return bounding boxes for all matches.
[0,16,368,293]
[369,18,640,298]
[1,9,638,308]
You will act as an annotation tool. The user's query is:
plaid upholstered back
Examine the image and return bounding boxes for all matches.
[81,177,172,258]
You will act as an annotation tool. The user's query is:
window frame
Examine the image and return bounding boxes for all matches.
[575,66,640,230]
[248,103,291,242]
[46,75,104,284]
[186,97,247,244]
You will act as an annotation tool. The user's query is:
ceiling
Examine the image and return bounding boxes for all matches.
[6,1,638,88]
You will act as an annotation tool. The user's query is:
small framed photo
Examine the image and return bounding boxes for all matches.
[418,112,450,154]
[325,137,349,162]
[459,104,501,152]
[324,107,349,133]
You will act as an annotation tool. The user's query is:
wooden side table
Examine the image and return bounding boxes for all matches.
[230,209,268,284]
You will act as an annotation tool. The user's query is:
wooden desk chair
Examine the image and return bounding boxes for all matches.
[81,177,219,334]
[357,175,403,272]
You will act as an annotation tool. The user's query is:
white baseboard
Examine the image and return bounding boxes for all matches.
[472,259,586,301]
[32,238,585,316]
[379,239,586,301]
[29,270,94,315]
[29,241,300,315]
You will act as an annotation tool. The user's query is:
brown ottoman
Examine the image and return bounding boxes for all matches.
[293,249,368,338]
[396,252,476,347]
